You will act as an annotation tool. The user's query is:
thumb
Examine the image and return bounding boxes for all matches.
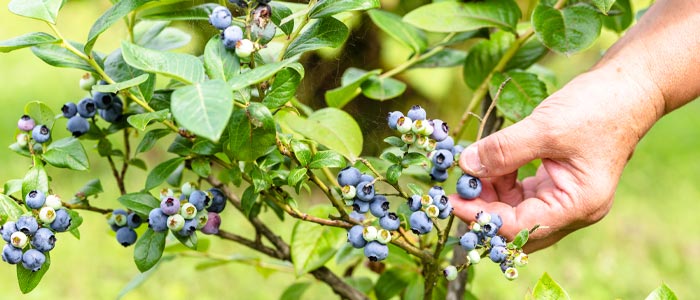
[459,117,549,177]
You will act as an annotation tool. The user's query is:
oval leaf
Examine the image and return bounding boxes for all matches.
[134,229,167,272]
[403,0,521,33]
[284,17,349,59]
[308,150,346,169]
[360,76,407,101]
[309,0,380,19]
[291,214,345,275]
[121,41,205,84]
[280,108,363,160]
[0,194,24,224]
[31,43,96,72]
[602,0,633,33]
[8,0,63,24]
[203,35,240,82]
[85,0,155,53]
[0,32,59,53]
[227,102,276,162]
[16,252,50,293]
[22,158,49,199]
[489,71,548,122]
[171,80,233,142]
[645,283,678,300]
[532,3,602,55]
[118,193,160,217]
[24,101,55,130]
[532,273,570,300]
[92,74,150,94]
[140,3,218,21]
[43,138,89,171]
[325,68,381,108]
[368,9,427,53]
[144,157,186,190]
[127,109,170,131]
[262,68,301,109]
[228,59,295,90]
[104,49,155,101]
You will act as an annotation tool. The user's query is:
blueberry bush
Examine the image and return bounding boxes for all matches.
[0,0,678,299]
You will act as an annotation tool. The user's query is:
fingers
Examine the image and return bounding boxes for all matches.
[486,171,523,206]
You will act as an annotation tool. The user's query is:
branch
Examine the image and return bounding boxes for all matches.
[216,229,282,259]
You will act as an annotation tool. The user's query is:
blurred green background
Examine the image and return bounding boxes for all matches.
[0,0,698,299]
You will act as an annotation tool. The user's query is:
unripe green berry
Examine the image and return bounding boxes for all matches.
[195,210,209,229]
[16,133,28,147]
[341,185,357,200]
[113,213,127,227]
[504,267,518,280]
[344,199,354,206]
[426,150,436,160]
[443,265,458,281]
[396,116,413,133]
[401,133,416,144]
[181,182,196,197]
[159,188,174,200]
[79,73,97,91]
[39,207,56,223]
[236,39,255,58]
[471,222,481,232]
[167,214,185,231]
[180,203,198,219]
[362,226,377,242]
[423,139,437,152]
[416,135,431,150]
[420,195,433,208]
[467,249,481,264]
[514,253,528,267]
[411,119,428,135]
[44,194,62,210]
[10,231,28,248]
[376,228,392,244]
[425,204,440,218]
[476,211,491,226]
[422,122,434,136]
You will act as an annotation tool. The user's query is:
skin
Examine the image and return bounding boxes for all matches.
[451,0,700,252]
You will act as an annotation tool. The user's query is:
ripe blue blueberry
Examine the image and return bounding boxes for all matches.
[490,236,506,248]
[489,246,508,263]
[349,211,365,222]
[126,212,142,229]
[17,115,35,131]
[25,190,46,210]
[62,102,78,118]
[387,111,403,130]
[1,221,17,243]
[456,173,482,200]
[222,26,244,50]
[436,136,454,150]
[201,212,221,235]
[364,241,389,262]
[409,211,433,235]
[50,209,72,232]
[406,105,426,121]
[432,149,454,170]
[482,222,499,238]
[369,195,389,218]
[459,231,479,251]
[337,167,362,187]
[31,125,50,144]
[432,194,449,211]
[352,200,370,214]
[98,97,123,123]
[347,225,366,248]
[360,174,374,183]
[407,195,422,212]
[428,186,445,201]
[2,244,22,264]
[429,167,449,182]
[209,6,233,30]
[66,115,90,137]
[92,91,116,109]
[490,213,503,228]
[429,119,449,142]
[188,190,209,211]
[207,188,227,213]
[148,208,169,232]
[21,249,46,272]
[178,218,198,236]
[379,212,400,231]
[355,181,375,202]
[451,145,464,159]
[500,261,511,273]
[116,227,137,247]
[16,216,39,235]
[160,196,180,216]
[31,228,56,252]
[77,98,97,118]
[437,202,453,219]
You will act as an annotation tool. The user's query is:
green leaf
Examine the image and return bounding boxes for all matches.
[645,283,678,300]
[43,138,90,171]
[104,49,155,101]
[241,186,259,217]
[4,179,23,197]
[118,193,160,217]
[361,76,407,101]
[386,164,402,184]
[0,194,24,224]
[383,136,405,147]
[309,0,380,18]
[602,0,633,33]
[171,80,233,142]
[403,0,521,33]
[308,150,346,169]
[203,35,240,82]
[8,0,63,24]
[138,25,190,52]
[121,41,205,84]
[290,140,312,166]
[368,9,427,53]
[16,252,50,293]
[227,103,276,162]
[374,268,412,300]
[406,183,423,196]
[462,31,513,90]
[173,232,198,250]
[140,3,217,21]
[262,68,301,109]
[404,275,425,300]
[127,109,170,131]
[24,101,55,130]
[85,0,155,53]
[511,228,530,248]
[191,139,220,156]
[290,207,345,275]
[532,3,602,55]
[136,129,170,154]
[144,157,186,190]
[31,43,96,72]
[280,108,363,160]
[93,74,149,94]
[0,32,59,53]
[168,136,192,156]
[532,273,570,300]
[489,71,548,122]
[284,17,349,59]
[191,158,211,178]
[505,39,549,71]
[412,48,467,69]
[134,229,167,272]
[288,168,308,187]
[270,2,294,36]
[229,59,295,90]
[77,179,103,197]
[66,210,83,233]
[280,282,312,300]
[325,68,381,108]
[22,159,49,199]
[592,0,616,15]
[401,152,429,167]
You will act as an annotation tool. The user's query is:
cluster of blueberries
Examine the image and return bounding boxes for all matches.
[61,80,124,137]
[17,115,51,145]
[209,5,252,57]
[145,185,226,238]
[107,209,143,247]
[406,186,454,235]
[1,191,72,272]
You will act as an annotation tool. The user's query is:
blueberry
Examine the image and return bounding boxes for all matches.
[396,116,413,134]
[207,188,227,213]
[31,228,56,252]
[148,208,169,232]
[428,186,445,201]
[504,267,518,280]
[188,190,209,211]
[16,216,39,235]
[66,115,90,137]
[235,39,255,58]
[167,214,185,231]
[1,221,17,243]
[341,185,357,200]
[50,209,72,232]
[406,105,426,121]
[337,167,362,187]
[401,132,416,144]
[160,196,180,216]
[362,226,378,241]
[379,212,400,231]
[369,195,389,218]
[126,212,142,229]
[443,265,458,281]
[387,111,403,130]
[467,249,481,265]
[209,6,233,30]
[451,145,464,159]
[180,203,198,219]
[92,91,116,109]
[178,218,198,236]
[432,194,449,211]
[425,205,440,218]
[181,182,196,197]
[111,209,128,227]
[482,222,499,238]
[21,249,46,272]
[456,173,482,200]
[436,136,454,151]
[195,210,209,229]
[2,244,23,264]
[25,190,46,210]
[429,167,449,182]
[407,195,422,212]
[459,231,479,251]
[500,261,511,273]
[77,98,97,118]
[352,200,369,214]
[376,228,392,244]
[222,26,244,50]
[98,97,123,123]
[409,211,433,235]
[430,119,449,142]
[347,225,366,248]
[360,174,374,183]
[490,213,503,228]
[514,253,528,267]
[476,211,492,225]
[31,125,50,144]
[114,227,137,247]
[490,236,506,248]
[38,207,57,224]
[437,202,453,219]
[10,231,29,248]
[355,181,375,202]
[489,246,508,263]
[201,212,221,235]
[432,149,454,170]
[364,241,389,262]
[348,211,365,222]
[17,115,35,131]
[79,73,96,90]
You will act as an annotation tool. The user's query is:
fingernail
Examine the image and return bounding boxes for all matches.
[462,145,484,175]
